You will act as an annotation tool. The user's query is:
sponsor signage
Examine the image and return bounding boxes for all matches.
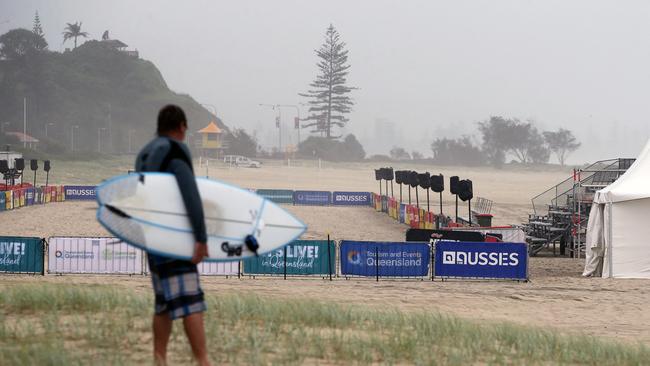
[198,261,239,276]
[434,241,528,280]
[0,192,4,211]
[48,237,143,274]
[243,240,335,275]
[25,188,34,205]
[64,185,97,200]
[340,241,430,277]
[256,189,294,204]
[332,191,371,206]
[293,190,331,205]
[0,236,43,273]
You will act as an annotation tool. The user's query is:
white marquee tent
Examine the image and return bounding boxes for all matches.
[583,140,650,278]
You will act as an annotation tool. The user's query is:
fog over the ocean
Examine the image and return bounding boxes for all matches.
[2,0,649,164]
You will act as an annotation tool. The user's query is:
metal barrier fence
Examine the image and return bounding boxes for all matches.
[242,240,336,279]
[1,235,530,282]
[0,236,45,274]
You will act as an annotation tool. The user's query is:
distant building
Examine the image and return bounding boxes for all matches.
[5,132,39,149]
[101,31,139,58]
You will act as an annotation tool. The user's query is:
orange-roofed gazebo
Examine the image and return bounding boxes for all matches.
[197,121,225,156]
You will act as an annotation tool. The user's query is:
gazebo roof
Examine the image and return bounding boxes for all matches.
[197,121,222,134]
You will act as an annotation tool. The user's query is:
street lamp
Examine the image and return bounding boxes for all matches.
[71,125,79,153]
[259,104,282,154]
[97,127,106,153]
[45,122,54,138]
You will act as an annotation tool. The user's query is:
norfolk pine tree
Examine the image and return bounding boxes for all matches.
[299,24,355,139]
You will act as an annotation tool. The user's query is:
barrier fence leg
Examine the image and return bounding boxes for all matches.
[327,235,333,281]
[431,244,435,281]
[375,246,379,282]
[41,238,46,276]
[283,246,287,280]
[238,261,241,279]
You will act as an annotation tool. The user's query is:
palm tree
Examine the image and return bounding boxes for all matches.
[62,22,89,49]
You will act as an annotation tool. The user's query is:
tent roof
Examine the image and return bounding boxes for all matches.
[595,139,650,203]
[197,121,222,134]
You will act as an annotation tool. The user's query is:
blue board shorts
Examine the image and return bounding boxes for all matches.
[151,270,206,320]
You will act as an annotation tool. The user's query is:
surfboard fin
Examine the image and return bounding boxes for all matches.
[104,204,132,219]
[245,235,260,257]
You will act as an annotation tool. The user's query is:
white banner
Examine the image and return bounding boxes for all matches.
[48,237,143,274]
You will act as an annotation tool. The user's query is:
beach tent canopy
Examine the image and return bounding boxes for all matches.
[584,139,650,278]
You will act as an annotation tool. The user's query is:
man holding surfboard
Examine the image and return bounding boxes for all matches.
[135,105,211,366]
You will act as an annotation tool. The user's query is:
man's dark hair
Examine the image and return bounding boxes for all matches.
[157,105,187,135]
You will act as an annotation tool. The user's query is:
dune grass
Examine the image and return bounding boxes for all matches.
[0,284,648,365]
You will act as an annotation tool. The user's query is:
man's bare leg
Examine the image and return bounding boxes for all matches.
[183,312,211,366]
[153,313,173,365]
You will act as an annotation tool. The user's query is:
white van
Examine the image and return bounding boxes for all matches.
[223,155,261,168]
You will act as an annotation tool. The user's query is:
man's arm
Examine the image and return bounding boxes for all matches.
[167,159,208,262]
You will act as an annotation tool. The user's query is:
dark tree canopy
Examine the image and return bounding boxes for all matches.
[431,136,485,166]
[478,116,550,165]
[297,134,365,161]
[62,22,89,49]
[389,146,411,160]
[0,28,48,60]
[299,24,355,139]
[226,128,258,157]
[543,128,581,165]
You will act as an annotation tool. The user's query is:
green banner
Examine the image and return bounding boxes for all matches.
[0,236,44,273]
[243,240,335,275]
[256,189,294,204]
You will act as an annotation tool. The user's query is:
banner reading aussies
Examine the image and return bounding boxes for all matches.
[64,185,97,200]
[332,191,371,206]
[0,236,43,273]
[340,241,430,277]
[243,240,335,275]
[433,241,528,280]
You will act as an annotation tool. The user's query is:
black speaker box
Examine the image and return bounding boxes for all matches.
[30,159,38,171]
[44,160,51,172]
[15,158,24,171]
[450,176,460,195]
[418,172,430,189]
[430,174,444,193]
[408,171,419,188]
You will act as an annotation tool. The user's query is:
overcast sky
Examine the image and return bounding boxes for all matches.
[2,0,650,163]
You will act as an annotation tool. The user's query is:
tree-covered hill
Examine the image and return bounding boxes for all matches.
[0,30,225,156]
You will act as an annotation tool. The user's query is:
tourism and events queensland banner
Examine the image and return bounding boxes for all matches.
[243,240,335,275]
[433,241,528,280]
[340,241,430,277]
[48,237,142,274]
[293,191,331,205]
[0,236,44,273]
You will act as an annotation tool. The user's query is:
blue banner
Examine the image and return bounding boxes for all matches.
[0,236,44,273]
[0,192,4,211]
[434,241,528,280]
[25,188,35,205]
[64,185,97,200]
[332,191,371,206]
[293,190,331,205]
[340,241,430,277]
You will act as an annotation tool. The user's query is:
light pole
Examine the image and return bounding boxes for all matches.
[97,127,106,153]
[45,122,54,138]
[23,98,27,148]
[259,104,282,155]
[200,103,218,120]
[71,125,79,153]
[128,129,135,153]
[278,104,301,145]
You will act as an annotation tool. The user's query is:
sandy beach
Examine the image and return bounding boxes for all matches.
[2,168,650,346]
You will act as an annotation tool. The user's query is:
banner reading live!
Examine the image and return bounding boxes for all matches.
[433,241,528,280]
[0,236,44,273]
[48,237,142,274]
[340,241,430,277]
[243,240,335,275]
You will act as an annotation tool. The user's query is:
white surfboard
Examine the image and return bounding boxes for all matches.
[96,172,306,261]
